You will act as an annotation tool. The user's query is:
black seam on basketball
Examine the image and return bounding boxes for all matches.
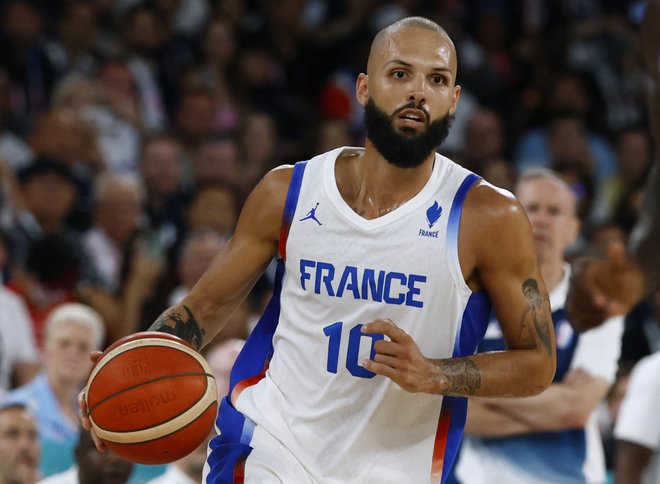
[111,400,217,445]
[89,372,215,415]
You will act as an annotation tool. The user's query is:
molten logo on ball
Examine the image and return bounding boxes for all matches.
[118,390,177,416]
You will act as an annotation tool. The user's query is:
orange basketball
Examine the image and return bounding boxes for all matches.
[85,331,218,465]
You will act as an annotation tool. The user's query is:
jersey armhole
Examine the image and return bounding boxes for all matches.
[277,161,308,261]
[446,173,481,297]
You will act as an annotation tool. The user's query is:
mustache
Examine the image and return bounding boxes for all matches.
[391,101,430,124]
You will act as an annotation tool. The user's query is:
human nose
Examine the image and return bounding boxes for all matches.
[407,74,426,105]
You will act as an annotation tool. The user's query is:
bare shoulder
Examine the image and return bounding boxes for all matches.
[458,180,535,284]
[236,165,295,240]
[462,181,531,243]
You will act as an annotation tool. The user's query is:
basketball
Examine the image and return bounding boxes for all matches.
[85,331,218,465]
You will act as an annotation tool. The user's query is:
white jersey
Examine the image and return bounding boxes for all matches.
[206,147,491,483]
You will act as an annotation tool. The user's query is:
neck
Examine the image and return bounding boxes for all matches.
[337,144,435,219]
[538,257,565,293]
[48,374,81,424]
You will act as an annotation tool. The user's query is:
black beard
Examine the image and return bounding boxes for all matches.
[364,98,454,169]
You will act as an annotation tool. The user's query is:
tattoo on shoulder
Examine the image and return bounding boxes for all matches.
[521,278,553,355]
[438,358,482,396]
[150,305,206,350]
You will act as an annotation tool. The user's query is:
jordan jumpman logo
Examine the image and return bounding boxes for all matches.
[299,202,322,225]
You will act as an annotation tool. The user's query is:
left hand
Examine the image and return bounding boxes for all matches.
[361,319,437,393]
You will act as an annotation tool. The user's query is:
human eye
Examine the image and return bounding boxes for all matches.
[431,74,447,85]
[391,70,407,80]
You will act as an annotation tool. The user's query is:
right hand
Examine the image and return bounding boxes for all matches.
[78,351,107,452]
[567,242,646,331]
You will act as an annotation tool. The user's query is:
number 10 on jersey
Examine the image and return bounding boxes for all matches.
[323,322,384,378]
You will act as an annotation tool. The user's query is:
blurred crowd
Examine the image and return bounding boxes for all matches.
[0,0,657,483]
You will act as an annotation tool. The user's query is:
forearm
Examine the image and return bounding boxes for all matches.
[465,399,535,437]
[429,349,554,398]
[487,378,608,431]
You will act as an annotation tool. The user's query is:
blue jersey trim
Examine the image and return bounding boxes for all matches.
[283,161,308,228]
[440,292,492,483]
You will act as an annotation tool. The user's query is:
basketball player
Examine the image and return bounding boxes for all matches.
[80,17,556,482]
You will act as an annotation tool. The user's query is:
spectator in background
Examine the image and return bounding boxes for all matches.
[82,173,143,293]
[237,111,279,192]
[182,17,241,134]
[145,432,213,484]
[0,0,57,117]
[184,181,240,239]
[3,303,104,478]
[9,157,79,266]
[191,135,240,186]
[169,227,226,306]
[28,108,104,177]
[457,169,622,484]
[7,234,82,349]
[461,107,508,172]
[0,403,40,484]
[314,117,354,154]
[45,0,102,77]
[119,4,168,132]
[172,87,219,169]
[614,350,660,484]
[139,134,186,240]
[0,272,40,397]
[38,429,133,484]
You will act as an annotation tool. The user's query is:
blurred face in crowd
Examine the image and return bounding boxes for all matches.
[140,138,183,198]
[22,173,77,227]
[76,431,133,484]
[123,7,161,57]
[465,109,506,161]
[176,93,217,146]
[194,139,239,184]
[59,2,98,52]
[45,321,95,387]
[94,177,141,245]
[178,232,225,290]
[0,407,40,484]
[187,185,238,237]
[516,176,579,265]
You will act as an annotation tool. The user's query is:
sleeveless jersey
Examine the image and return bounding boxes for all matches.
[207,147,492,484]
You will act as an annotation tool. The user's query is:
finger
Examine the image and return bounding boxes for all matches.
[90,350,103,364]
[372,353,400,369]
[373,339,401,356]
[362,320,409,342]
[362,358,398,380]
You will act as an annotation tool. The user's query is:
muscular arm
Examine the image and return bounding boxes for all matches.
[149,167,292,350]
[364,184,556,397]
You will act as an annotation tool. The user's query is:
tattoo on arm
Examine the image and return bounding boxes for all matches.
[437,357,482,396]
[521,279,553,355]
[150,305,206,350]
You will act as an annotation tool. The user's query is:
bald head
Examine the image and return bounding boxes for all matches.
[368,17,456,75]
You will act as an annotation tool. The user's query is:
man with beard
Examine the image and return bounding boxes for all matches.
[80,17,556,483]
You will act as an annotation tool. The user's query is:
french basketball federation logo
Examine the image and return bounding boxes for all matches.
[426,201,442,228]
